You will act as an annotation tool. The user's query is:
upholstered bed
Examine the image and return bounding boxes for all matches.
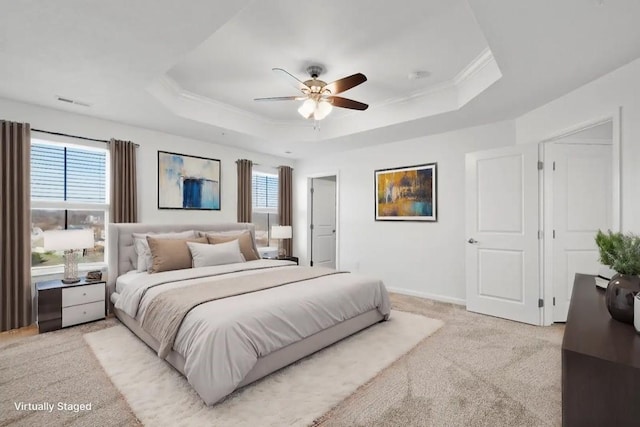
[107,222,390,405]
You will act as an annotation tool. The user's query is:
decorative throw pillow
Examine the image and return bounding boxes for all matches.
[146,236,207,274]
[133,230,196,272]
[134,238,151,272]
[206,231,260,261]
[187,240,245,268]
[197,229,260,255]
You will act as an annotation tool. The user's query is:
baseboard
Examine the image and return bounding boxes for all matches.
[387,287,466,306]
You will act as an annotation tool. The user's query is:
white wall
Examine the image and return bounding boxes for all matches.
[0,98,293,224]
[516,56,640,233]
[294,120,516,304]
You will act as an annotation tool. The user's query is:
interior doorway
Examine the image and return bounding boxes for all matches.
[465,113,620,326]
[543,119,617,322]
[307,174,338,269]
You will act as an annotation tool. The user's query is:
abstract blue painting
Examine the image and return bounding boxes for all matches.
[157,151,221,210]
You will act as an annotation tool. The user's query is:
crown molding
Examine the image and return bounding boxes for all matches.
[453,47,494,86]
[366,48,499,110]
[152,76,284,125]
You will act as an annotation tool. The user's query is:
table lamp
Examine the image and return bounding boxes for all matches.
[44,229,95,283]
[271,225,292,258]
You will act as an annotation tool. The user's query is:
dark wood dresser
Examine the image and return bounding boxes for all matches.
[562,273,640,427]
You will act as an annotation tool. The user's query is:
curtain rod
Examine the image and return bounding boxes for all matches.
[32,128,140,147]
[235,159,293,170]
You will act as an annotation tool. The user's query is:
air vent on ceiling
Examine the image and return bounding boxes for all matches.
[56,95,91,107]
[408,70,431,80]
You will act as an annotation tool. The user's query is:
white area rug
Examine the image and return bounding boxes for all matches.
[84,310,443,427]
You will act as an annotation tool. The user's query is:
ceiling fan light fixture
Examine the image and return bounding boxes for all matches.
[259,66,368,120]
[298,98,316,119]
[313,100,333,120]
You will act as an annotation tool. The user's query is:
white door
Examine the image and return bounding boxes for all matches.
[311,177,336,268]
[548,143,612,321]
[466,144,541,325]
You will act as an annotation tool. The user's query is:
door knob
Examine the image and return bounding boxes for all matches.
[468,238,478,244]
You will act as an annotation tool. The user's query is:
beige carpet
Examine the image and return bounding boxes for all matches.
[318,295,564,427]
[0,294,563,427]
[83,310,441,427]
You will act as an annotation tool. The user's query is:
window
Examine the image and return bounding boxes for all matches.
[252,172,279,247]
[30,140,108,268]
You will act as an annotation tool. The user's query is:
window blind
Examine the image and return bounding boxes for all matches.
[252,173,278,209]
[31,143,106,203]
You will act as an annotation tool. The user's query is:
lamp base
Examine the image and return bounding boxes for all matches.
[278,241,287,258]
[63,250,80,285]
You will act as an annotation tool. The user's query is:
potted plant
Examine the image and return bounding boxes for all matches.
[595,230,640,324]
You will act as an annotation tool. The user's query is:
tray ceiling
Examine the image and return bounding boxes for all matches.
[1,0,640,157]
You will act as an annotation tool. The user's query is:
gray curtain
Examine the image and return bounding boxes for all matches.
[1,120,32,332]
[278,165,293,257]
[110,139,138,223]
[237,159,253,223]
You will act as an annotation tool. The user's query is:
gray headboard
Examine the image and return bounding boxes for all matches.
[107,222,256,295]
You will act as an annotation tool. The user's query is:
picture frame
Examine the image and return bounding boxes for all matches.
[375,162,437,221]
[157,150,221,210]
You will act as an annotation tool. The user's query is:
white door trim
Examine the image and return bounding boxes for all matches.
[539,109,621,325]
[306,171,340,270]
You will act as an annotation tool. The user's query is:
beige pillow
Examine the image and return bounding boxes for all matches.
[132,230,196,272]
[206,231,260,261]
[147,236,207,273]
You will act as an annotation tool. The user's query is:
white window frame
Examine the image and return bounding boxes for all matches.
[31,139,110,276]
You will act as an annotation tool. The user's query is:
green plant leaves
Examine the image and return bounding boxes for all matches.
[595,230,640,276]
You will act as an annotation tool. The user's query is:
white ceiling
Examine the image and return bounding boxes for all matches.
[1,0,640,158]
[166,0,487,121]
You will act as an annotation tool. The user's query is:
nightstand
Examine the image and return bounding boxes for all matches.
[36,278,106,333]
[276,256,299,265]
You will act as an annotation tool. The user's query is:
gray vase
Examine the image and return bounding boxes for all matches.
[605,274,640,324]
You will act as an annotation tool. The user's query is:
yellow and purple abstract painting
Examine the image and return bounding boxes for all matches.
[158,151,221,210]
[375,163,437,221]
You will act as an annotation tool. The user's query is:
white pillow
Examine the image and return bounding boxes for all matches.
[132,230,196,272]
[187,240,245,268]
[134,238,152,272]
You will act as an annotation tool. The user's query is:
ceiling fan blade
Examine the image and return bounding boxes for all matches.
[254,96,306,102]
[327,96,368,111]
[323,73,367,95]
[272,68,310,93]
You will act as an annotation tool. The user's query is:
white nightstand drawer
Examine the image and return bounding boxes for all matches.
[62,301,104,327]
[62,283,105,307]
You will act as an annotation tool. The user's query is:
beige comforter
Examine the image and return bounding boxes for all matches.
[141,266,344,358]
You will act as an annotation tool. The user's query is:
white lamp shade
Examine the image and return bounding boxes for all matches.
[44,229,95,251]
[271,225,292,239]
[298,99,316,119]
[313,100,333,120]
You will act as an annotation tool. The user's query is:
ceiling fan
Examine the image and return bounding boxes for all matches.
[254,65,368,121]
